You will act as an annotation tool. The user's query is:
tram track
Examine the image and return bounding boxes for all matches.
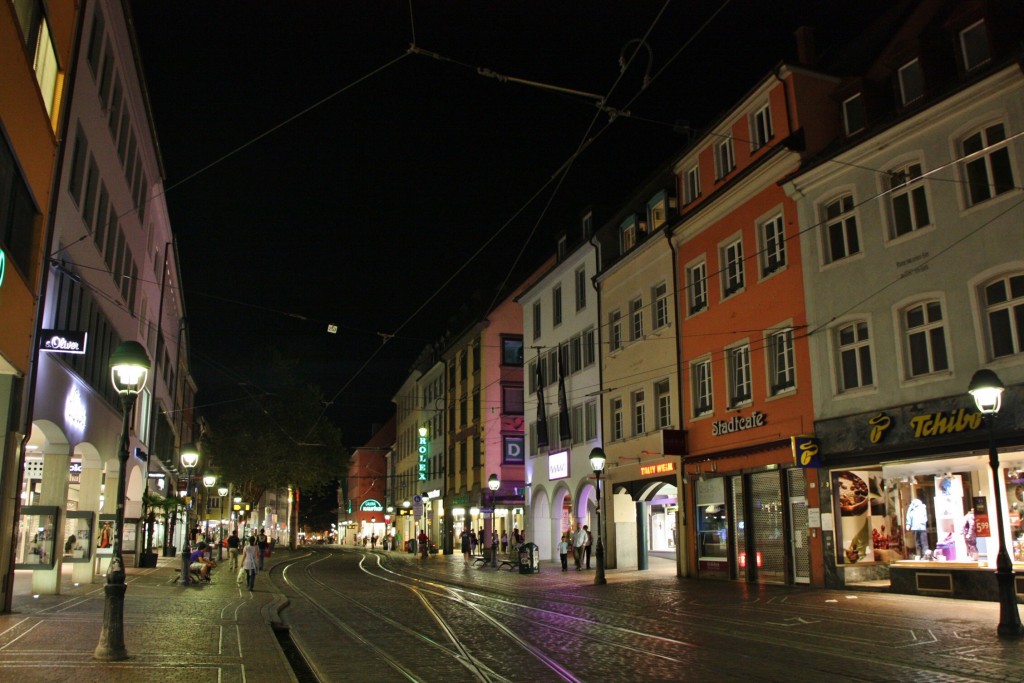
[271,549,693,682]
[271,551,551,682]
[268,548,1021,683]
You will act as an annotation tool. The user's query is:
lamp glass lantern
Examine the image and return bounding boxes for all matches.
[969,368,1005,415]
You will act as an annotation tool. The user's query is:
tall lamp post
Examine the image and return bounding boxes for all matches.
[589,447,607,585]
[217,485,229,560]
[93,341,150,661]
[968,369,1024,639]
[179,444,199,586]
[202,473,217,545]
[488,473,500,567]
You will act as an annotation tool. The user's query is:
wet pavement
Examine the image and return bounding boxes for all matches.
[0,554,295,682]
[2,547,1023,682]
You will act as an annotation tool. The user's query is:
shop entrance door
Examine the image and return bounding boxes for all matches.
[787,468,810,584]
[750,471,786,583]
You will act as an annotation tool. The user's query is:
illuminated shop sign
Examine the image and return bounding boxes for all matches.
[548,450,569,480]
[640,461,675,477]
[503,436,524,464]
[868,409,983,442]
[64,386,87,433]
[40,330,88,354]
[417,427,429,482]
[359,499,384,512]
[711,411,766,436]
[791,435,821,468]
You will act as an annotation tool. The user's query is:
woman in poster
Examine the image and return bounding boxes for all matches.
[99,522,112,549]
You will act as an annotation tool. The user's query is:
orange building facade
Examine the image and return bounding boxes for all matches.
[671,65,838,586]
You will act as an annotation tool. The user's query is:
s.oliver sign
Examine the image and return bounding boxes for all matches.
[40,330,88,354]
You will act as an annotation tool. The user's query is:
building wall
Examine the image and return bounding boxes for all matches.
[0,0,80,611]
[520,244,601,562]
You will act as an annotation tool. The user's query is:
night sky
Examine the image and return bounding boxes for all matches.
[128,1,891,446]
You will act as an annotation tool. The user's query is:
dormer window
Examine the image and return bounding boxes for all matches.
[750,103,773,151]
[843,94,865,136]
[647,192,668,230]
[898,59,924,106]
[581,211,593,240]
[960,20,990,72]
[715,138,735,179]
[684,164,701,203]
[620,217,637,253]
[557,235,567,261]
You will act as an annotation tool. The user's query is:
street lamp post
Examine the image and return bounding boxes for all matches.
[202,473,217,547]
[488,474,500,567]
[968,369,1024,639]
[217,485,229,560]
[589,447,607,586]
[93,341,150,661]
[179,444,199,586]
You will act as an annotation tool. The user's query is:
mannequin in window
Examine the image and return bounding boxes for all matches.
[905,493,929,560]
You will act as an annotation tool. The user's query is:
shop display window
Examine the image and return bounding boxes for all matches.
[833,465,990,566]
[695,477,729,578]
[1005,467,1024,562]
[62,511,94,562]
[15,506,58,569]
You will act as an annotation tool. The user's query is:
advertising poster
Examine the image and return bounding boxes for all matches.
[833,470,873,563]
[832,470,900,564]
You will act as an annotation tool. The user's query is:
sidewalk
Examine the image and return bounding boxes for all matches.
[0,553,295,683]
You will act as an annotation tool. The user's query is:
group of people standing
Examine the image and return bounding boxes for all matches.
[558,524,593,572]
[226,527,270,591]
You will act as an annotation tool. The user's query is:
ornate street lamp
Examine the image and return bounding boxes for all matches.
[202,473,217,544]
[217,485,229,560]
[589,447,607,586]
[488,473,500,567]
[968,369,1023,639]
[179,443,199,586]
[94,341,150,661]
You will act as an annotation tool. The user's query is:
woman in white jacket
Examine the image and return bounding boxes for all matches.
[241,535,260,591]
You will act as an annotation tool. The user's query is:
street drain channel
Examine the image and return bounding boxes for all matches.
[273,624,320,683]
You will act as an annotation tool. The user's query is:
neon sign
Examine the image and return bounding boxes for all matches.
[640,462,675,477]
[64,386,86,433]
[417,427,429,482]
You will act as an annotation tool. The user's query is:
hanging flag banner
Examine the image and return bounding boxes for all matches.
[557,345,571,443]
[535,361,549,449]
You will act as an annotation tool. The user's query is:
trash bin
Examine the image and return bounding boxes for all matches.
[518,542,539,574]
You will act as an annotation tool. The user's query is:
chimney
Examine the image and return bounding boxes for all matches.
[795,26,816,66]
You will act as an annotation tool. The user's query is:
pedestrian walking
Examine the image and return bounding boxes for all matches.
[241,535,259,592]
[584,525,593,569]
[572,524,587,570]
[370,533,378,549]
[227,529,240,572]
[257,528,268,570]
[470,530,478,554]
[558,534,569,571]
[500,530,508,554]
[418,530,428,558]
[460,528,471,563]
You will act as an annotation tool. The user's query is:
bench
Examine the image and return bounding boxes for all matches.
[473,549,517,569]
